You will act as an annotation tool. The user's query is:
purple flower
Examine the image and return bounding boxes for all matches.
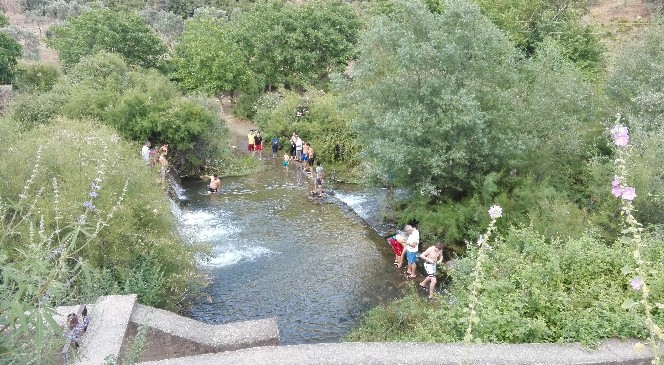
[83,201,95,210]
[91,183,101,191]
[621,186,636,201]
[88,191,98,198]
[488,205,502,219]
[630,276,644,291]
[610,125,629,147]
[612,185,624,198]
[612,175,620,187]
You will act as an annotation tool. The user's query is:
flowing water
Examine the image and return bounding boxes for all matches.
[173,162,404,344]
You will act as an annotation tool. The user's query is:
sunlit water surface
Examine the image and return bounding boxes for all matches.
[174,163,404,344]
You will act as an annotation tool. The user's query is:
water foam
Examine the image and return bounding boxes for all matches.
[204,245,276,267]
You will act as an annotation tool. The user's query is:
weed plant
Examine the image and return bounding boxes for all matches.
[0,116,204,362]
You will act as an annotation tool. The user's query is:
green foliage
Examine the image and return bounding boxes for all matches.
[253,89,359,166]
[46,9,167,69]
[350,227,661,345]
[139,7,184,50]
[171,12,249,96]
[0,13,9,27]
[13,63,60,92]
[0,117,204,362]
[11,52,227,175]
[605,22,664,227]
[230,0,361,90]
[349,0,520,200]
[469,0,604,76]
[0,32,22,84]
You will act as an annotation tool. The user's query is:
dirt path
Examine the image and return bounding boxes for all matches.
[220,98,257,153]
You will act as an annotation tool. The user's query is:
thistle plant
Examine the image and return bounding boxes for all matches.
[463,205,502,343]
[610,118,663,364]
[0,138,127,363]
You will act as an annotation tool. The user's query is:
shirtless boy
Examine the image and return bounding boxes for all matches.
[418,242,444,299]
[203,174,222,194]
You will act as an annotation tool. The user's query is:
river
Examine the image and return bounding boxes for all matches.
[171,161,404,344]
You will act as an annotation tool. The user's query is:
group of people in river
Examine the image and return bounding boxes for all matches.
[387,225,444,300]
[141,141,170,187]
[278,132,324,197]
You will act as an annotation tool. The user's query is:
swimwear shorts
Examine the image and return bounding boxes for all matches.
[406,251,418,264]
[248,144,254,152]
[424,262,437,277]
[208,187,218,193]
[388,237,403,256]
[283,161,289,167]
[315,178,322,186]
[302,154,308,162]
[255,144,262,151]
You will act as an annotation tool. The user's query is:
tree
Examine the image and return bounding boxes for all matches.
[0,32,22,84]
[231,0,361,90]
[469,0,604,76]
[171,12,248,96]
[348,0,520,199]
[46,9,167,69]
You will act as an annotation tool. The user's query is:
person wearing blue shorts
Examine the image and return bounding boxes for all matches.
[403,225,420,278]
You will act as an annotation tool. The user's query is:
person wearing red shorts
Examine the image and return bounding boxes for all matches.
[254,131,263,159]
[387,234,406,268]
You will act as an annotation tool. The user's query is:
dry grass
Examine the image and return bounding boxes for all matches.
[586,0,656,52]
[1,0,60,65]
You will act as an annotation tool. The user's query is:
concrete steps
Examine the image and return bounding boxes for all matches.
[54,295,280,364]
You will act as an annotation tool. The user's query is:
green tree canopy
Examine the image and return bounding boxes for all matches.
[171,12,249,96]
[348,0,520,199]
[46,9,167,69]
[0,32,22,84]
[231,0,361,90]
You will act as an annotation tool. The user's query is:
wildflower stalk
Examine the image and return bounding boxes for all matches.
[464,205,502,343]
[610,119,663,364]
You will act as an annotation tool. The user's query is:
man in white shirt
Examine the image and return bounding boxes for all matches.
[404,225,419,278]
[141,141,151,165]
[295,136,303,161]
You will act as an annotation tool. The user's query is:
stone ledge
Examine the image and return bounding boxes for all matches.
[136,339,661,365]
[131,303,279,351]
[74,294,137,365]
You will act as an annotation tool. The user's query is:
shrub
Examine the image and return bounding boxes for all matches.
[13,63,59,92]
[349,226,659,345]
[46,9,167,69]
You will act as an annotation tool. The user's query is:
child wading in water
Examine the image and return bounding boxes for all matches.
[283,152,290,171]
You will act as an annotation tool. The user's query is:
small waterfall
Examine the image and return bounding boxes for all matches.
[168,174,188,201]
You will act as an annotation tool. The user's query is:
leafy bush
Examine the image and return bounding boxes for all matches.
[0,116,205,362]
[11,52,227,175]
[349,226,661,345]
[13,63,59,92]
[253,89,359,166]
[46,9,167,69]
[0,32,22,84]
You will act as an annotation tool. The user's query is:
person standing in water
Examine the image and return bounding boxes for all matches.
[283,152,290,171]
[202,174,222,194]
[158,151,168,188]
[403,225,420,278]
[418,242,444,300]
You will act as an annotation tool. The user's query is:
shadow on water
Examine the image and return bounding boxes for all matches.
[173,161,405,344]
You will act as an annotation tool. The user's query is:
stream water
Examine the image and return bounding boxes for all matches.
[172,161,404,344]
